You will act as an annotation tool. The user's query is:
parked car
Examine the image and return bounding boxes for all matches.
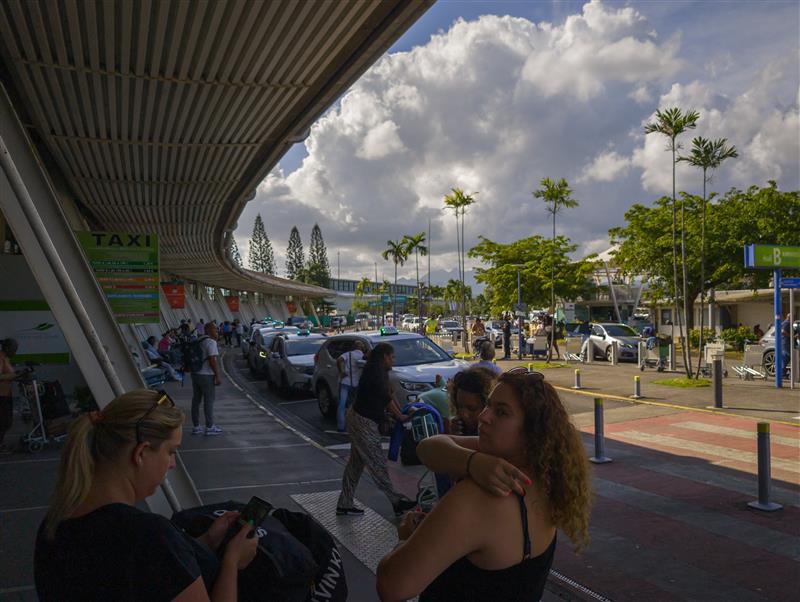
[439,320,463,334]
[486,320,519,348]
[758,320,800,377]
[312,329,470,419]
[286,316,311,328]
[401,316,422,331]
[265,332,328,395]
[247,325,300,375]
[583,323,641,362]
[241,323,283,359]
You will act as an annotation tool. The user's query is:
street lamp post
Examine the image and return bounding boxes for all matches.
[512,264,525,360]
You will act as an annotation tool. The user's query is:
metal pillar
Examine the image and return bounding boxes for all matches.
[0,84,199,515]
[774,269,782,388]
[712,358,723,408]
[589,398,612,464]
[747,423,783,512]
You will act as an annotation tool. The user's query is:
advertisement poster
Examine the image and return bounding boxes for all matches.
[76,231,160,324]
[0,300,70,364]
[162,282,185,309]
[225,296,240,312]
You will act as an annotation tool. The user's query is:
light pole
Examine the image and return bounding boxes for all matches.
[511,264,525,360]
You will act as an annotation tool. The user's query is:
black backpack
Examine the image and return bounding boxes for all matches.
[181,336,208,373]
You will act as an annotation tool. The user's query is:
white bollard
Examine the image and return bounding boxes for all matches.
[573,368,582,390]
[631,375,642,399]
[610,341,618,366]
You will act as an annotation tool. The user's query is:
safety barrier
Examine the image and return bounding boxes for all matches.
[589,397,612,464]
[747,423,783,512]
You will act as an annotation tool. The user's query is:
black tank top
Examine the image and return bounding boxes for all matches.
[419,494,556,601]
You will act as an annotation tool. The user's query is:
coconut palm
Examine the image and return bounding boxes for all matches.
[382,239,408,326]
[645,107,700,377]
[403,232,428,332]
[678,136,738,376]
[533,177,579,362]
[444,188,477,348]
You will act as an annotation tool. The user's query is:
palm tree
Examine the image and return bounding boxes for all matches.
[382,239,408,327]
[645,107,700,377]
[678,136,738,376]
[533,177,579,361]
[403,232,428,333]
[444,188,477,347]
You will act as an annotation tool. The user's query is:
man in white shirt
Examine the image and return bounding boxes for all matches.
[191,322,222,436]
[336,340,367,432]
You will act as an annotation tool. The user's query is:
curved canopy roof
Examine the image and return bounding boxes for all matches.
[0,0,431,298]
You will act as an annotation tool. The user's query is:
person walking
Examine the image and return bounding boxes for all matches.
[337,343,416,517]
[234,320,244,346]
[544,314,560,362]
[336,340,367,432]
[0,338,19,454]
[502,314,512,360]
[191,322,222,436]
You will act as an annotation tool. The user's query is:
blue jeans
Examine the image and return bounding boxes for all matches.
[337,383,355,431]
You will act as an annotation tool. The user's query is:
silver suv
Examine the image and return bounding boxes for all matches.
[264,332,328,395]
[311,329,470,419]
[582,323,640,362]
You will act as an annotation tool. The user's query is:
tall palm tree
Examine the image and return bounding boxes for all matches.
[382,239,408,327]
[533,177,579,361]
[678,136,738,376]
[645,107,700,377]
[402,232,428,333]
[444,188,477,348]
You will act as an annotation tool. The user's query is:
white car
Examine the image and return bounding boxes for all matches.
[312,329,470,418]
[583,323,641,362]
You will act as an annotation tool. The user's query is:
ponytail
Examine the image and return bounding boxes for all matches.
[43,389,183,540]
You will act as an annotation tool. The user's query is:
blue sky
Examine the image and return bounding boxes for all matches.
[241,0,799,283]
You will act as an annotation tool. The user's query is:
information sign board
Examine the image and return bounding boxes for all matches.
[744,245,800,269]
[76,231,159,323]
[781,278,800,289]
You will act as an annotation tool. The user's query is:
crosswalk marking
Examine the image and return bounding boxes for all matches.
[674,421,799,448]
[612,431,800,474]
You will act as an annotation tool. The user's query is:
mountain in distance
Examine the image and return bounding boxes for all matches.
[396,268,484,295]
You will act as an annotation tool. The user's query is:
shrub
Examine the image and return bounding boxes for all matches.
[688,328,716,349]
[719,326,757,352]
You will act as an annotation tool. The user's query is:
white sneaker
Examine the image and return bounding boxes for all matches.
[191,426,204,435]
[205,425,223,436]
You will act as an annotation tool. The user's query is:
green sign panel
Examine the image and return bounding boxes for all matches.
[744,245,800,269]
[76,231,160,323]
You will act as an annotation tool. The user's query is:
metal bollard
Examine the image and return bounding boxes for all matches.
[573,368,582,389]
[585,339,594,364]
[638,341,646,370]
[631,375,642,399]
[713,358,723,408]
[668,343,676,371]
[747,423,783,512]
[589,398,612,464]
[610,341,618,366]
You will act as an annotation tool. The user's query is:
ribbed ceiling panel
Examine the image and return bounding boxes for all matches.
[0,0,432,297]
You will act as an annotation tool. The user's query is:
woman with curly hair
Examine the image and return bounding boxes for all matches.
[377,367,591,601]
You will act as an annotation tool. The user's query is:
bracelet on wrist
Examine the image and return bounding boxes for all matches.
[465,451,479,479]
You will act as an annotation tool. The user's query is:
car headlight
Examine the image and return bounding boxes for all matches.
[400,381,433,392]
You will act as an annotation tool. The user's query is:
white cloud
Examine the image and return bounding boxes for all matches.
[237,1,799,282]
[579,150,632,183]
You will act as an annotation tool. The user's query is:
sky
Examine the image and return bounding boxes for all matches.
[235,0,800,286]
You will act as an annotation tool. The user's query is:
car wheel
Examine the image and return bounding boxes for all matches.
[317,383,336,419]
[763,350,775,377]
[605,346,614,362]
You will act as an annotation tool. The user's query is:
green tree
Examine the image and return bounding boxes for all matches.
[353,276,374,312]
[444,278,471,314]
[305,223,331,288]
[444,188,477,345]
[469,235,596,315]
[285,226,305,280]
[248,213,275,275]
[678,137,738,375]
[402,232,428,332]
[610,183,800,336]
[381,240,408,325]
[230,237,243,268]
[532,177,579,321]
[644,107,700,376]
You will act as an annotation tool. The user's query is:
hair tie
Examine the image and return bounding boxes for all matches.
[88,411,104,425]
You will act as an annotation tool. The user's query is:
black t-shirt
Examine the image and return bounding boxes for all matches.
[35,503,218,601]
[353,369,392,424]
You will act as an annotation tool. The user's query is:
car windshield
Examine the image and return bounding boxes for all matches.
[441,321,459,328]
[286,338,326,356]
[381,337,451,366]
[490,321,502,329]
[603,325,639,337]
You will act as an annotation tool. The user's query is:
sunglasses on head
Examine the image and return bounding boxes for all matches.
[135,390,175,444]
[506,366,546,384]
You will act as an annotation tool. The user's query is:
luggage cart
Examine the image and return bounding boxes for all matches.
[698,342,727,378]
[16,365,66,453]
[639,337,668,371]
[731,344,766,380]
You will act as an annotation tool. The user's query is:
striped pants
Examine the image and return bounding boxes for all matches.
[337,408,401,509]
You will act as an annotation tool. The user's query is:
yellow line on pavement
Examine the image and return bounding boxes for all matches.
[552,384,800,428]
